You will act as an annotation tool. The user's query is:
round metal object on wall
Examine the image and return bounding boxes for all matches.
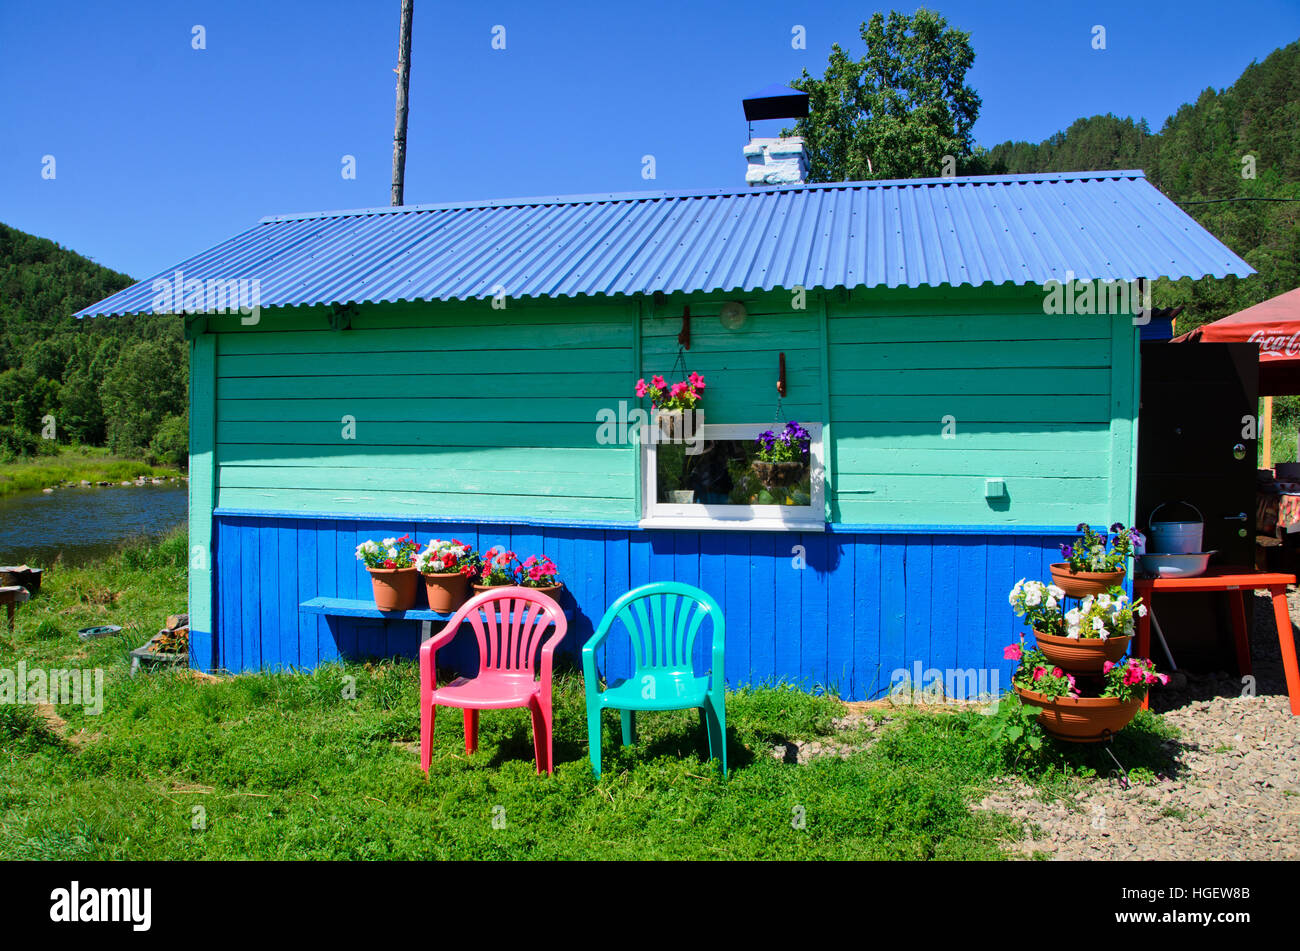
[719,300,747,330]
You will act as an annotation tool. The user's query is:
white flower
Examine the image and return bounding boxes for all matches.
[1066,626,1081,639]
[1025,589,1042,607]
[1065,608,1081,624]
[1091,617,1105,633]
[382,537,396,547]
[1097,593,1112,607]
[1046,597,1058,610]
[1136,604,1147,617]
[387,547,399,560]
[1048,585,1065,600]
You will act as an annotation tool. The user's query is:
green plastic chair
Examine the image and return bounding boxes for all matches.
[582,581,726,779]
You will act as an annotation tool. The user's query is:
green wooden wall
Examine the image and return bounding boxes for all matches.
[201,286,1139,531]
[826,285,1138,528]
[212,299,639,522]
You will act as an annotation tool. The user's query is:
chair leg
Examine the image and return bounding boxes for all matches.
[620,709,637,746]
[587,703,602,779]
[529,698,551,775]
[420,704,435,774]
[464,709,479,754]
[706,693,727,778]
[698,706,712,758]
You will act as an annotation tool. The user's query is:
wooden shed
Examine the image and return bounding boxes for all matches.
[78,170,1252,699]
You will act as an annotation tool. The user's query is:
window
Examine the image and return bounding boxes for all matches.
[641,422,825,530]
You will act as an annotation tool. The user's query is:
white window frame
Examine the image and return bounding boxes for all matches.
[640,422,825,532]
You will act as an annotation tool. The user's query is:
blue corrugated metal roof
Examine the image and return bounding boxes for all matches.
[75,170,1254,318]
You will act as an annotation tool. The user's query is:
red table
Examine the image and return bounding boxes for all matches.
[1133,567,1300,715]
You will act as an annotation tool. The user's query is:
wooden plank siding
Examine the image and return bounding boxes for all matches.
[211,513,1067,700]
[212,298,640,522]
[826,285,1133,527]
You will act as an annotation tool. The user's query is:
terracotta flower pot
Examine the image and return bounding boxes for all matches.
[1049,563,1126,598]
[1032,629,1131,674]
[472,583,511,595]
[422,571,469,613]
[752,460,804,488]
[522,583,563,601]
[368,567,418,611]
[1014,684,1144,742]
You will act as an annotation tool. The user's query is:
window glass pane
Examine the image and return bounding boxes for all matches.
[657,438,811,506]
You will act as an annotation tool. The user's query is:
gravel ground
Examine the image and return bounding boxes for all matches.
[978,588,1300,860]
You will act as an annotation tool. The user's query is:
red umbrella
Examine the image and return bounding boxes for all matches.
[1171,288,1300,395]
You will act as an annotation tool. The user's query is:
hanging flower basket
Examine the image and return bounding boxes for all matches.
[751,460,804,488]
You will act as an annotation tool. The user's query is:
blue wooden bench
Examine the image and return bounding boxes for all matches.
[299,596,571,641]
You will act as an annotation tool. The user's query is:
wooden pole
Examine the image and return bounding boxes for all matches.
[1263,395,1274,469]
[390,0,414,206]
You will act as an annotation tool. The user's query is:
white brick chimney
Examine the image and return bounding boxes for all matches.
[744,136,808,186]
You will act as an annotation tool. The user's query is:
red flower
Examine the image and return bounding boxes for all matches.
[382,559,397,569]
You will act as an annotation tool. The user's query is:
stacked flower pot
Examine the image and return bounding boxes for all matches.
[1007,524,1166,742]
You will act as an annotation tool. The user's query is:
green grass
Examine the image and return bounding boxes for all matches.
[0,445,181,497]
[0,532,1178,860]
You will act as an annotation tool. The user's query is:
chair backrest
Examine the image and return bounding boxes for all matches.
[457,586,566,675]
[606,582,722,674]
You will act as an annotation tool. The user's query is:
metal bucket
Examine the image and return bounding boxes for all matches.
[1147,502,1204,555]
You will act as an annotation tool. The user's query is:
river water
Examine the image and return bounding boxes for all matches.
[0,484,188,567]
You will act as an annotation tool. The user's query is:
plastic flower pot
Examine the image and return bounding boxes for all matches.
[1014,684,1144,742]
[1032,629,1131,674]
[422,571,469,613]
[368,567,419,611]
[1049,563,1126,598]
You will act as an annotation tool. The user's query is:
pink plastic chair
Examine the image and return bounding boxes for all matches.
[419,586,568,775]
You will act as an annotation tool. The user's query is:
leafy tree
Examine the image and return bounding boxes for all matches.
[101,337,189,455]
[149,414,189,469]
[787,8,981,182]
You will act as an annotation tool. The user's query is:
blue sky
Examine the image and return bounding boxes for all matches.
[2,0,1297,279]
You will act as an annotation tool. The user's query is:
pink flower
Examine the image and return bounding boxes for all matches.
[635,378,648,398]
[651,375,666,390]
[1052,667,1064,678]
[528,566,542,581]
[1003,643,1022,661]
[522,555,537,567]
[1103,661,1115,674]
[669,381,687,398]
[1157,673,1169,685]
[689,372,706,391]
[1032,667,1046,681]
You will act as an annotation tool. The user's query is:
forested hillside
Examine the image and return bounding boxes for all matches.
[983,40,1300,331]
[0,224,188,463]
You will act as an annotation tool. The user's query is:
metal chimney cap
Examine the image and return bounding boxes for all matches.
[742,84,810,122]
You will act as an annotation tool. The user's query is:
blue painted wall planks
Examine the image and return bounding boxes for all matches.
[210,513,1065,700]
